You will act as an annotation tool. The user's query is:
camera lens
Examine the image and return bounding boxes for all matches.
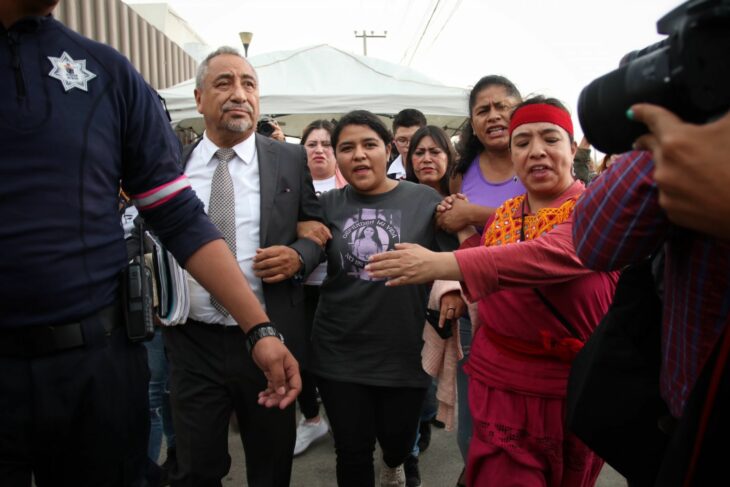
[578,2,730,155]
[578,67,647,154]
[257,119,275,137]
[578,45,673,154]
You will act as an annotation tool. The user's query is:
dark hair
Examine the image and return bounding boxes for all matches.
[301,119,335,145]
[454,75,522,175]
[332,110,392,152]
[392,108,427,133]
[404,126,456,196]
[509,95,574,145]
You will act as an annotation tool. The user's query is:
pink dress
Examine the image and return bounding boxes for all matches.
[453,181,618,487]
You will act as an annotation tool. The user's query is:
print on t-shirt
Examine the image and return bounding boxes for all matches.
[341,208,401,281]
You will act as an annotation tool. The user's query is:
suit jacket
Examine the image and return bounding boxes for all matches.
[182,134,323,363]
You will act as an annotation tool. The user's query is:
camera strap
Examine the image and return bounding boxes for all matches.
[533,288,582,341]
[519,198,582,341]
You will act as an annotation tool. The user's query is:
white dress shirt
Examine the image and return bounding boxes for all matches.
[387,154,406,179]
[185,132,264,325]
[312,175,336,196]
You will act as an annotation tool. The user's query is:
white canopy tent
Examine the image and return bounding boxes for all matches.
[159,44,470,138]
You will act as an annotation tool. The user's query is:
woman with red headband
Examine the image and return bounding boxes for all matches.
[366,96,619,486]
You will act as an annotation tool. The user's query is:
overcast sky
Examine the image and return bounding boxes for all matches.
[128,0,682,138]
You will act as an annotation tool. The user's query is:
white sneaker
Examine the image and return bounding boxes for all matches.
[379,462,406,487]
[293,416,329,456]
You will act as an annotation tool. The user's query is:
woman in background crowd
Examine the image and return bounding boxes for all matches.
[436,76,526,485]
[402,125,464,487]
[301,120,347,196]
[367,96,619,486]
[440,75,525,233]
[405,125,454,197]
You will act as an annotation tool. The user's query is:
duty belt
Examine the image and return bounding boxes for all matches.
[0,300,123,358]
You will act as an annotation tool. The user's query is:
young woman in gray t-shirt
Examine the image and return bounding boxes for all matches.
[310,110,463,487]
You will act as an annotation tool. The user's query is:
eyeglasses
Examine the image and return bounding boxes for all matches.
[395,137,411,147]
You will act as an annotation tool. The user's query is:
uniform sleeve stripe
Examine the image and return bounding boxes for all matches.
[135,191,185,211]
[131,175,190,209]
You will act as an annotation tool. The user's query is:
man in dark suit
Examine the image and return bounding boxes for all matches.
[163,46,326,487]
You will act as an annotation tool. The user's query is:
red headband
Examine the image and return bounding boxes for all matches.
[508,103,573,139]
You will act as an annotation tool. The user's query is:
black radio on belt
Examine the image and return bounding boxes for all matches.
[122,220,155,342]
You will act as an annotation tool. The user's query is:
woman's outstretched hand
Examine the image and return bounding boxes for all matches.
[365,243,462,285]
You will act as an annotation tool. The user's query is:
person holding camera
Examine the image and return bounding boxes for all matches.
[257,116,286,142]
[366,96,619,487]
[0,4,299,486]
[570,0,730,481]
[572,106,730,485]
[631,104,730,240]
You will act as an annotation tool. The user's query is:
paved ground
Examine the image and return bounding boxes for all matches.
[218,411,628,486]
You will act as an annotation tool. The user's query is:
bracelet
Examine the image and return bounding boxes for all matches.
[245,322,284,355]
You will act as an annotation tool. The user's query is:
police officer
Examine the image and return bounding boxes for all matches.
[0,1,300,485]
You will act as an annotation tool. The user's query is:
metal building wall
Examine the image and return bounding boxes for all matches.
[54,0,197,89]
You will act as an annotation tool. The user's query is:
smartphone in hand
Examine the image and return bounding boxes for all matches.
[425,308,453,339]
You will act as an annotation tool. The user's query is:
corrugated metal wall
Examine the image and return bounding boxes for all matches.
[54,0,197,89]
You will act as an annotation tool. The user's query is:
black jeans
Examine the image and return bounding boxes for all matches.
[0,326,149,487]
[298,285,321,419]
[317,376,426,487]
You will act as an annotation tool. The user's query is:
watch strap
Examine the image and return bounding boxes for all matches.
[245,322,284,355]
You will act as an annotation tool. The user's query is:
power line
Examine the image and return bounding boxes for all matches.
[399,1,435,65]
[428,0,463,48]
[405,0,441,66]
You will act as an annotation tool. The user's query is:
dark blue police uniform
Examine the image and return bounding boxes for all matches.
[0,14,220,486]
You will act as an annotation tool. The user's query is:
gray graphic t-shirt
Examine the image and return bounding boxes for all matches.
[311,181,453,388]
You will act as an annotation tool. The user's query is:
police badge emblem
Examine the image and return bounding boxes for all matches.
[48,51,96,92]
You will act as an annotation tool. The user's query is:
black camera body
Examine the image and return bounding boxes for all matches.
[578,0,730,154]
[256,118,276,137]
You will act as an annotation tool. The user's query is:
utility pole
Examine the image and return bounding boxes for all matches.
[354,30,387,56]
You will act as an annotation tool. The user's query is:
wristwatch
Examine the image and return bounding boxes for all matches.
[245,322,285,355]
